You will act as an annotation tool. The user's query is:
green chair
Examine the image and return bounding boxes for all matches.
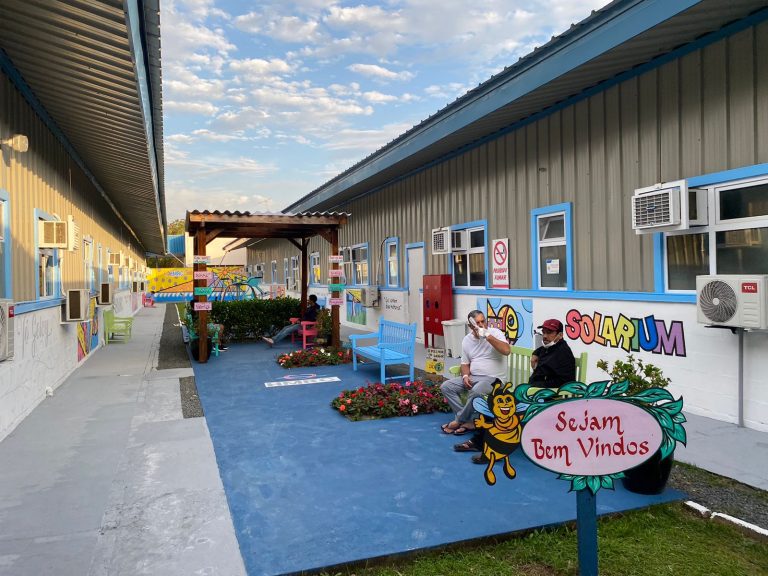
[104,309,133,344]
[184,310,220,357]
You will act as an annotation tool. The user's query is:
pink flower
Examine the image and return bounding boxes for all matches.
[339,404,346,412]
[412,404,419,413]
[346,399,352,404]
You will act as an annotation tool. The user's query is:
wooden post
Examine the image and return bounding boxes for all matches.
[195,226,209,363]
[331,228,340,348]
[300,238,309,315]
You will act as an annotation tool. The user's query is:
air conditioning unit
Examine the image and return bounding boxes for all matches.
[632,180,707,234]
[67,215,80,251]
[63,288,90,322]
[0,300,15,362]
[132,281,140,293]
[360,286,380,307]
[109,252,122,266]
[432,228,450,255]
[97,282,113,305]
[696,275,768,329]
[38,220,68,249]
[451,229,468,252]
[341,247,352,262]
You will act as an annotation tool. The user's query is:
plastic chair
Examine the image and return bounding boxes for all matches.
[299,321,318,349]
[142,293,155,307]
[104,309,133,343]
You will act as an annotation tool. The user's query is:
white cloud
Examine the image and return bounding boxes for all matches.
[229,58,296,81]
[164,100,219,115]
[348,63,414,82]
[234,12,323,44]
[167,129,271,143]
[320,122,414,151]
[362,91,398,104]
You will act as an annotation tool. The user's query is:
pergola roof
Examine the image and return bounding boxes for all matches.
[185,210,349,243]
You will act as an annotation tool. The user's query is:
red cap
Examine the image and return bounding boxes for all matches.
[538,319,563,332]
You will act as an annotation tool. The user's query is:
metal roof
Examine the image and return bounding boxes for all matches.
[286,0,768,213]
[0,0,166,254]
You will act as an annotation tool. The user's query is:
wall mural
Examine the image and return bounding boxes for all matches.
[565,308,686,357]
[148,267,248,302]
[77,298,99,361]
[476,297,534,348]
[346,289,367,325]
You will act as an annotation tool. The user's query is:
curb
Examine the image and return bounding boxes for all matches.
[684,500,768,540]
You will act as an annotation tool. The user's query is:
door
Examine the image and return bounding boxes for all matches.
[406,244,425,342]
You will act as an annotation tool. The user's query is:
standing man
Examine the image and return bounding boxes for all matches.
[440,310,510,435]
[529,318,576,388]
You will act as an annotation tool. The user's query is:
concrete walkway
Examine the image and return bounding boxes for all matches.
[0,305,245,576]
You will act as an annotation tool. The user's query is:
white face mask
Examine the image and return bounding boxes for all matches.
[542,339,556,348]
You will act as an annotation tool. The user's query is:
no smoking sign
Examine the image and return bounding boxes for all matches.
[491,238,509,288]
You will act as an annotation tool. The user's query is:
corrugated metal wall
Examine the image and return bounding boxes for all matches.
[252,23,768,292]
[0,71,146,302]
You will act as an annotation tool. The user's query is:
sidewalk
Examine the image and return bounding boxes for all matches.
[0,305,244,576]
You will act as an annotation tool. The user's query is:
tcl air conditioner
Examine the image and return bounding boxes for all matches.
[38,220,68,249]
[431,228,450,255]
[97,282,113,305]
[631,180,707,234]
[63,289,90,322]
[0,300,15,362]
[696,275,768,330]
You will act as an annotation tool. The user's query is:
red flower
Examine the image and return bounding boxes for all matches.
[339,404,346,412]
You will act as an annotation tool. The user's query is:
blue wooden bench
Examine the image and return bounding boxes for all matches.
[349,319,417,382]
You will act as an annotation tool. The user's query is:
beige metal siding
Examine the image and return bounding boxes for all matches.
[1,71,146,302]
[247,24,768,294]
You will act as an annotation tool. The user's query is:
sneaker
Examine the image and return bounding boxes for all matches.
[471,454,489,465]
[261,337,273,347]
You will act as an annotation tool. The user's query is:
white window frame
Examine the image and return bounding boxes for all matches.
[350,243,369,286]
[271,260,277,283]
[83,236,94,293]
[36,211,60,300]
[0,192,9,299]
[385,238,399,288]
[664,175,768,292]
[310,252,321,285]
[451,225,486,288]
[535,211,568,291]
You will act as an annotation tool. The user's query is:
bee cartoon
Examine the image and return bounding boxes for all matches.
[472,381,523,485]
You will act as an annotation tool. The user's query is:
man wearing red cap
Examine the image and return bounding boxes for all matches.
[529,318,576,388]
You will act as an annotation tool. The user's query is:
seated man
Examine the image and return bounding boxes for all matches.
[262,294,320,346]
[454,318,576,460]
[440,310,510,436]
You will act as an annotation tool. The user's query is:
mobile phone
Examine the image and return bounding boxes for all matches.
[468,317,479,329]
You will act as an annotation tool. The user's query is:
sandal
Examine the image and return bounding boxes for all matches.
[452,425,474,436]
[453,440,480,452]
[441,422,458,435]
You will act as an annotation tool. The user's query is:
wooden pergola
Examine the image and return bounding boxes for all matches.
[185,210,350,363]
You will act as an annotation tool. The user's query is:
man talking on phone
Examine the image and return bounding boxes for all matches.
[440,310,510,436]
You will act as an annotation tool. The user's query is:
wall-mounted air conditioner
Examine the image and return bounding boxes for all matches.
[361,286,380,307]
[451,229,468,252]
[63,289,90,322]
[0,300,15,362]
[109,252,122,266]
[632,180,707,234]
[696,275,768,330]
[38,220,68,249]
[67,215,80,251]
[432,228,450,255]
[97,282,113,305]
[341,247,352,262]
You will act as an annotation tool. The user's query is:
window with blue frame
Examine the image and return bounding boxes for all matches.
[310,252,320,284]
[452,226,485,288]
[532,204,572,290]
[283,258,289,287]
[36,212,60,299]
[0,193,9,298]
[385,238,399,287]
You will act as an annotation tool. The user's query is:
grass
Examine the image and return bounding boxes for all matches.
[175,302,186,318]
[320,503,767,576]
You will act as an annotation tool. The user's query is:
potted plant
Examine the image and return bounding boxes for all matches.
[315,308,332,345]
[596,354,674,495]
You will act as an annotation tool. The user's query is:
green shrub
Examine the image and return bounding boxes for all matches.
[596,354,670,397]
[188,297,301,341]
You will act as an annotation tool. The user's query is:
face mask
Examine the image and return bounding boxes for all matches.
[542,339,556,348]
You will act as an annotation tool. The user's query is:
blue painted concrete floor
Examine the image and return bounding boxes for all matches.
[193,342,682,576]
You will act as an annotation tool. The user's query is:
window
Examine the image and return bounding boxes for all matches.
[97,244,103,287]
[452,226,485,288]
[0,192,9,298]
[83,237,94,293]
[351,243,369,285]
[35,211,60,300]
[107,250,115,285]
[385,238,399,287]
[283,258,289,288]
[291,255,300,287]
[532,204,572,290]
[665,177,768,291]
[271,260,277,283]
[310,252,320,284]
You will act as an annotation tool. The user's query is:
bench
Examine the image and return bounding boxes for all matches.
[450,345,589,388]
[349,319,417,382]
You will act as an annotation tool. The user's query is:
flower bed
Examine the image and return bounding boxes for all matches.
[277,347,353,368]
[331,381,450,421]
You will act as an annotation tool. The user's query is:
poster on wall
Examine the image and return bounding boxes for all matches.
[77,298,99,361]
[346,289,367,325]
[476,297,534,348]
[491,238,509,289]
[148,267,247,302]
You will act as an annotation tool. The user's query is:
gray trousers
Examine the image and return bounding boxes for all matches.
[440,375,498,424]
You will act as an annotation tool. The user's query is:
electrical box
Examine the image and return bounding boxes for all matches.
[422,274,453,347]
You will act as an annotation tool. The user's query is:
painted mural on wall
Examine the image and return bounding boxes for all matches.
[148,267,248,302]
[77,298,99,361]
[564,308,687,357]
[476,298,534,348]
[346,289,367,325]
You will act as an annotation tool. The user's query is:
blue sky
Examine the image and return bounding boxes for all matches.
[162,0,606,221]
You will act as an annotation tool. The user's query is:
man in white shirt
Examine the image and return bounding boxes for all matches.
[440,310,511,435]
